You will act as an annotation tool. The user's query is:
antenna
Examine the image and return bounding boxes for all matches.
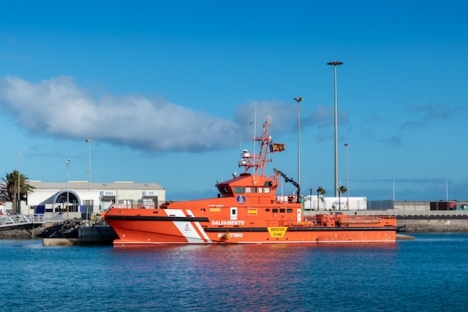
[253,102,257,181]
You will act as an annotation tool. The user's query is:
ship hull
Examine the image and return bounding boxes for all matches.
[106,210,396,247]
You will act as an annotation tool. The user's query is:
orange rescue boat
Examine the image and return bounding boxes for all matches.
[103,118,396,247]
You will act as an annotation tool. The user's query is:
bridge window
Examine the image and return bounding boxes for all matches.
[272,208,278,213]
[258,187,263,194]
[287,208,293,213]
[280,208,285,213]
[264,187,270,193]
[218,186,233,196]
[233,187,244,194]
[246,187,252,193]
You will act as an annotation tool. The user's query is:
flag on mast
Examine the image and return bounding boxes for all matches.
[270,143,286,153]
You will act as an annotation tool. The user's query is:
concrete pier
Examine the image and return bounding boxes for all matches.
[396,234,414,240]
[43,238,81,246]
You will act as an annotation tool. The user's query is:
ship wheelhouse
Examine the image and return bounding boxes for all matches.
[216,175,277,201]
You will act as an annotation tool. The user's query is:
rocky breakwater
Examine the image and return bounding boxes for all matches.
[38,219,90,239]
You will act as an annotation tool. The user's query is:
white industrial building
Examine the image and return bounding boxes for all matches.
[303,195,368,210]
[19,180,166,217]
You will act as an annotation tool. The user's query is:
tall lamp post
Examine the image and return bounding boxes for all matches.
[294,97,304,194]
[446,178,448,201]
[66,159,70,218]
[17,150,21,214]
[86,139,92,190]
[327,60,343,197]
[344,143,350,206]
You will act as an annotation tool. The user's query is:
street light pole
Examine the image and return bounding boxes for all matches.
[446,178,448,201]
[17,150,21,214]
[86,139,92,190]
[327,60,343,197]
[344,143,350,206]
[66,159,70,219]
[294,97,304,194]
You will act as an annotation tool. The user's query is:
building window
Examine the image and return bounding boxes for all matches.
[83,200,94,214]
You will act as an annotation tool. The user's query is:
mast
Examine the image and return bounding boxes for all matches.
[238,118,273,176]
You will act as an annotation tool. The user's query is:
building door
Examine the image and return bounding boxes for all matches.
[230,207,238,221]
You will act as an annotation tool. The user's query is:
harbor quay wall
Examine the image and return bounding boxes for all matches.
[304,210,468,232]
[42,226,118,246]
[397,219,468,233]
[0,223,45,238]
[78,225,117,244]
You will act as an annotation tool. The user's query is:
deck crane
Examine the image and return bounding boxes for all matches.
[273,168,301,203]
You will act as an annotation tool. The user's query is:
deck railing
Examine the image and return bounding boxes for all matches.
[107,204,160,210]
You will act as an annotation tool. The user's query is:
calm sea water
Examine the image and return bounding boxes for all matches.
[1,234,467,311]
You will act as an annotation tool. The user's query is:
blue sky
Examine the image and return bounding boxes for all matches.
[1,0,467,201]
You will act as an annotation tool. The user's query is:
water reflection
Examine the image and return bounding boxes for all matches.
[2,235,468,311]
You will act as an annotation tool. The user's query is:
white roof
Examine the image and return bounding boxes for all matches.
[28,181,164,191]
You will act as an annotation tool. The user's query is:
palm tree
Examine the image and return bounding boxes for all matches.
[338,185,348,210]
[0,170,35,214]
[316,186,326,211]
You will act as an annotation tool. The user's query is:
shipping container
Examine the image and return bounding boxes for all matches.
[430,201,457,210]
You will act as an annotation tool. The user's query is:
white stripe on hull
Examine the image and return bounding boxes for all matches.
[187,209,212,242]
[165,209,204,243]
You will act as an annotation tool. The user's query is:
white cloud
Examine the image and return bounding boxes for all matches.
[0,76,304,152]
[233,100,298,134]
[303,105,348,129]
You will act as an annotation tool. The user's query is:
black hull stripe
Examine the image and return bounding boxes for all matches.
[106,216,210,222]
